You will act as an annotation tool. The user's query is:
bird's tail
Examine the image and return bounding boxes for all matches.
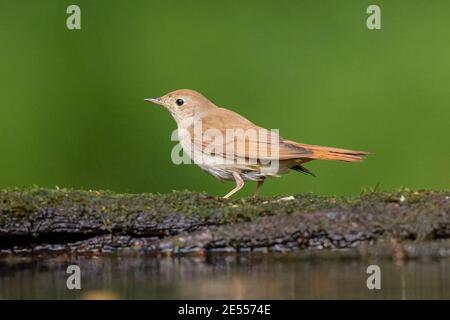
[286,141,369,162]
[302,143,368,162]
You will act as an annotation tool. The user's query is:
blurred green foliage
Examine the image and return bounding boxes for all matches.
[0,0,449,196]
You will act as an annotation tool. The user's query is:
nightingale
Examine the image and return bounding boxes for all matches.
[145,89,368,198]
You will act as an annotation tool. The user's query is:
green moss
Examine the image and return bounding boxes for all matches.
[0,187,449,254]
[0,187,448,236]
[0,187,445,220]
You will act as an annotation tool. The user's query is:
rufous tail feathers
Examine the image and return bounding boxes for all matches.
[287,141,369,162]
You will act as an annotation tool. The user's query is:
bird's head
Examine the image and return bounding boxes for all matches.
[145,89,215,123]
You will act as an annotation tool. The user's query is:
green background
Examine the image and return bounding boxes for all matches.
[0,0,448,196]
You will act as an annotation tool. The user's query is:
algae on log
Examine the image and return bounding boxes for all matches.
[0,187,449,255]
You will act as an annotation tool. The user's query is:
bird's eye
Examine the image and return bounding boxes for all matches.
[176,98,184,106]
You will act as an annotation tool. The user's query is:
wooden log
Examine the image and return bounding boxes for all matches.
[0,187,449,255]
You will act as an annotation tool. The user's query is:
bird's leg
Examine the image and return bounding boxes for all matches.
[223,172,244,199]
[254,178,265,197]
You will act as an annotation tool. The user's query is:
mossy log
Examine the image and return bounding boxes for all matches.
[0,188,449,256]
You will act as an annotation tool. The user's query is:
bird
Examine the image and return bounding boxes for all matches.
[145,89,368,198]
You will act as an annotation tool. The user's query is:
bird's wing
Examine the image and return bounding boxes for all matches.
[188,108,312,161]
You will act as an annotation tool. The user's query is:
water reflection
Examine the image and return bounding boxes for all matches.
[0,253,449,299]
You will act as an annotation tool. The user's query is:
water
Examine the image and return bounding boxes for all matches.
[0,253,449,299]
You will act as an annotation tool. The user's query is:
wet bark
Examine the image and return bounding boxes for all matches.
[0,188,449,256]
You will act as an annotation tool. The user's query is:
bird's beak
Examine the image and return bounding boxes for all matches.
[144,97,163,106]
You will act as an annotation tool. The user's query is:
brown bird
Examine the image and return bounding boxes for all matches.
[145,89,368,198]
